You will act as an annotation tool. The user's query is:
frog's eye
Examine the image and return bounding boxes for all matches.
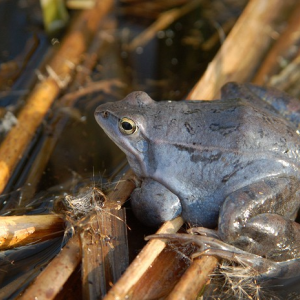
[119,117,137,135]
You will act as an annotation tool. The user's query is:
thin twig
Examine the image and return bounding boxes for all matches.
[128,0,202,51]
[253,2,300,85]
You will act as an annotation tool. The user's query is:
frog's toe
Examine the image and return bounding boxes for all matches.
[146,233,209,252]
[146,233,249,255]
[191,248,276,274]
[187,227,220,239]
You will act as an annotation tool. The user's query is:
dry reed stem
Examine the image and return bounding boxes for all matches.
[18,234,81,300]
[0,215,64,250]
[103,216,184,300]
[81,209,128,299]
[80,170,136,299]
[129,243,194,300]
[0,0,113,194]
[128,0,202,51]
[166,256,218,300]
[188,0,298,101]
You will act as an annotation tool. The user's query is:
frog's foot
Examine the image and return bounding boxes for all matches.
[145,233,277,275]
[146,232,300,282]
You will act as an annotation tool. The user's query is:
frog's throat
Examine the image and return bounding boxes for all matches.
[126,151,148,178]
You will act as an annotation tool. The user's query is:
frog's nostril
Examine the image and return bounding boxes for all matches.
[101,111,109,119]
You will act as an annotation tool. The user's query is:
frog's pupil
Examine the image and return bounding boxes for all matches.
[122,122,132,130]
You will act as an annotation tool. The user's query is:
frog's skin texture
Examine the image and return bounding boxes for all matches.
[95,83,300,271]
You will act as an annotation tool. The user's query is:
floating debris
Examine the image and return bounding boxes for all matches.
[61,185,107,221]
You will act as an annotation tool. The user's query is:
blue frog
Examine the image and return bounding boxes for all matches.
[95,82,300,280]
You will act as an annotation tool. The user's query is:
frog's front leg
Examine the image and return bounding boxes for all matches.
[219,176,300,261]
[131,179,182,226]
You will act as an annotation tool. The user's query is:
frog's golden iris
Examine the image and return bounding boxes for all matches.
[119,117,137,135]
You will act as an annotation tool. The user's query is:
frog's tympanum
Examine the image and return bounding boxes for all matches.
[95,83,300,279]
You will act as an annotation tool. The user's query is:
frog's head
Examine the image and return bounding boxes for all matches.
[94,91,155,177]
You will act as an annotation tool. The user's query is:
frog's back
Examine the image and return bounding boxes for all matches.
[159,98,300,166]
